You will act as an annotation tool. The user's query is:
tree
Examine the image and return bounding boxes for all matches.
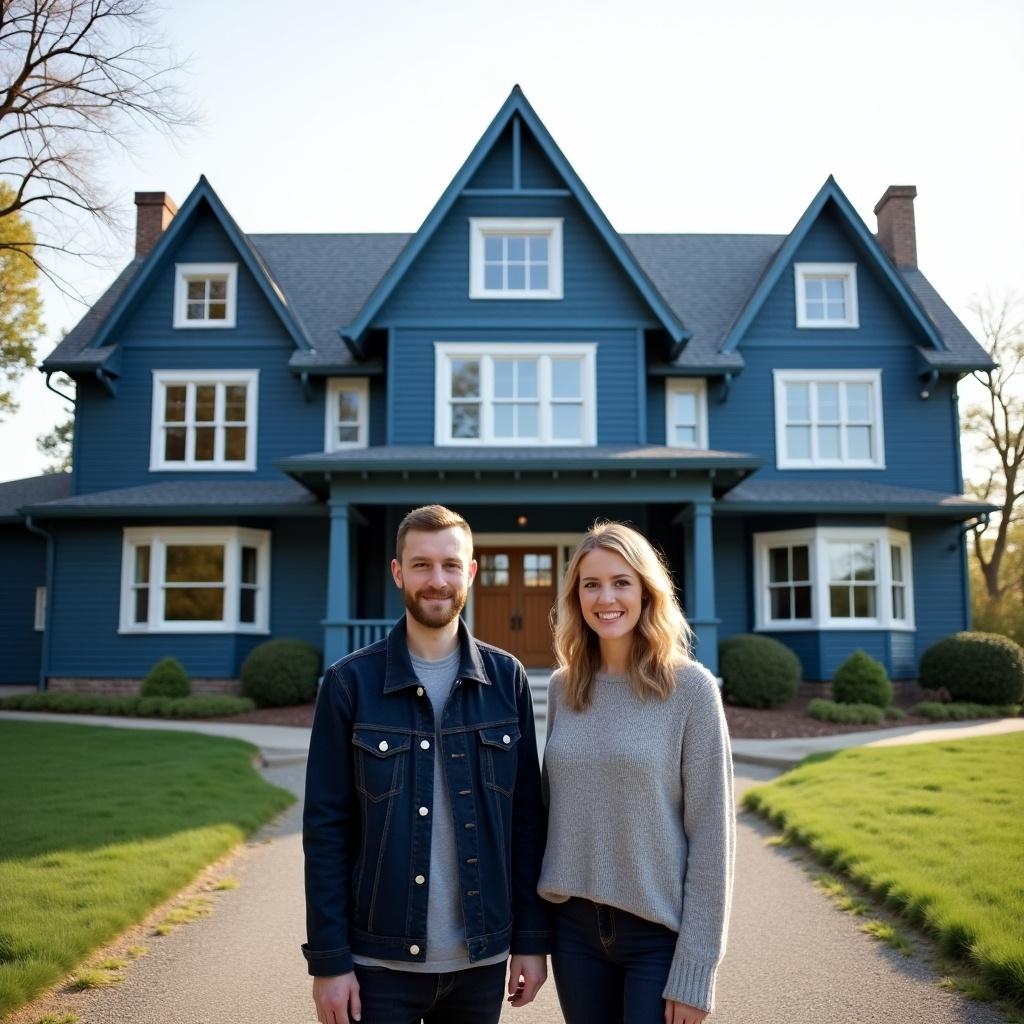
[0,0,196,289]
[0,181,43,415]
[37,410,73,472]
[963,291,1024,601]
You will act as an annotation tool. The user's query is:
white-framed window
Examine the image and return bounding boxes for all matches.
[469,218,563,300]
[119,526,270,634]
[173,263,238,328]
[434,342,596,446]
[665,379,708,448]
[753,527,913,631]
[150,370,258,471]
[773,370,884,469]
[34,586,46,631]
[794,263,858,328]
[324,378,369,451]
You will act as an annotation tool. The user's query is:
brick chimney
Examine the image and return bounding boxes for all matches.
[873,185,917,268]
[134,192,178,258]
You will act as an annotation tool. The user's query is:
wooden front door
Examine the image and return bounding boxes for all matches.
[473,547,557,666]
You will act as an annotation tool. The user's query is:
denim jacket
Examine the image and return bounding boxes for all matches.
[301,617,550,976]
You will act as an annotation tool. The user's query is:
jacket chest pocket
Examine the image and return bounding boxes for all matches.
[479,724,521,797]
[352,730,410,802]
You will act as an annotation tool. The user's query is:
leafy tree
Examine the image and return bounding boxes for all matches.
[0,182,43,416]
[37,413,73,473]
[963,291,1024,601]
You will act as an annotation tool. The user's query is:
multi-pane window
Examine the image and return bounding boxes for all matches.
[774,371,883,468]
[435,343,595,445]
[121,527,269,633]
[794,263,858,328]
[523,553,553,587]
[174,264,237,328]
[754,528,912,630]
[665,380,707,448]
[151,371,257,470]
[469,219,563,299]
[478,553,510,587]
[324,378,368,450]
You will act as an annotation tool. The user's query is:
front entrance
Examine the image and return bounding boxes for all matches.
[473,547,557,666]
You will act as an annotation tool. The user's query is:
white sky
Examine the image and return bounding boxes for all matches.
[1,0,1021,483]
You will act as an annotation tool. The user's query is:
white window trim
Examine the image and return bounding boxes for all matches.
[468,218,563,300]
[34,586,46,631]
[173,263,238,328]
[773,369,885,469]
[324,378,369,451]
[150,369,259,472]
[794,262,858,328]
[119,526,270,635]
[665,378,708,449]
[753,526,914,632]
[434,342,596,446]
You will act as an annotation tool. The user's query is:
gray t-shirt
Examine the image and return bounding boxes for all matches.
[353,645,507,973]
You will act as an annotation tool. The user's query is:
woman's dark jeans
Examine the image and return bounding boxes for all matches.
[352,960,507,1024]
[551,897,678,1024]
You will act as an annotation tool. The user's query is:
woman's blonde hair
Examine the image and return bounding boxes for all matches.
[551,522,693,711]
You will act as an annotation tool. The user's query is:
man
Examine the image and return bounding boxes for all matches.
[303,504,549,1024]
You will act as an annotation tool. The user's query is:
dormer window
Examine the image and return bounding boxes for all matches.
[469,218,563,299]
[794,263,858,328]
[324,378,369,450]
[174,263,238,328]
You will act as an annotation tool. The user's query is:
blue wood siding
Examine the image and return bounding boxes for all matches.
[47,518,327,680]
[389,326,640,444]
[465,121,564,191]
[0,526,45,684]
[710,208,960,491]
[466,125,514,189]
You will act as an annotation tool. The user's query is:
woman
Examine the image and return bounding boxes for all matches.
[538,522,735,1024]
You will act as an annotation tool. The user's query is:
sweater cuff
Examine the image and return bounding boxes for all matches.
[662,957,717,1012]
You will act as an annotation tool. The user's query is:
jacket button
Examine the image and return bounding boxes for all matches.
[464,822,476,829]
[415,874,425,884]
[502,734,511,744]
[378,741,389,752]
[416,687,424,697]
[419,806,429,817]
[420,739,430,750]
[410,944,420,955]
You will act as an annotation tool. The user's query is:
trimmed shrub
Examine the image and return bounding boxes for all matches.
[167,696,255,718]
[831,650,893,709]
[137,696,174,717]
[807,698,885,725]
[719,634,801,709]
[918,631,1024,705]
[141,657,191,698]
[0,692,254,718]
[910,700,1022,722]
[240,638,322,708]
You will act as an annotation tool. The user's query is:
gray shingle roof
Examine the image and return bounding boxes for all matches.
[718,479,993,516]
[20,480,321,517]
[40,232,990,376]
[0,473,72,521]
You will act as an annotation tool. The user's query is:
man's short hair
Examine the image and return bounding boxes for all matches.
[395,505,473,561]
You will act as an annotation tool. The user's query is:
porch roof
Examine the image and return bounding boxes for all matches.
[716,479,995,518]
[19,480,323,519]
[0,473,71,523]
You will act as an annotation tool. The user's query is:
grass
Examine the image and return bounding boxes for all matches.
[743,733,1024,1008]
[211,876,239,891]
[34,1014,77,1024]
[0,721,294,1019]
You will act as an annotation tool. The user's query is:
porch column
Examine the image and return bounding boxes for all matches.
[324,497,352,666]
[682,499,719,674]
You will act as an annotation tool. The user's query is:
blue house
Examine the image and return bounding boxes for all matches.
[7,86,994,690]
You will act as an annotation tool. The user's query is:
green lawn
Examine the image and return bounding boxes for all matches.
[0,721,294,1019]
[743,733,1024,1007]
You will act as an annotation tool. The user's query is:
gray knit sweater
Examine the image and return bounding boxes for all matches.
[538,663,735,1012]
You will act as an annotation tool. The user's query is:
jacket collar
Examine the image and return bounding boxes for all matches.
[383,615,491,693]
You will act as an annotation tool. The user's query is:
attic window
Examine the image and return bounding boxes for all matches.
[469,218,563,299]
[174,263,238,328]
[794,263,858,328]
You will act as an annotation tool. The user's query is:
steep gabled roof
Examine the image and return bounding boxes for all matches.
[339,85,689,348]
[720,176,946,356]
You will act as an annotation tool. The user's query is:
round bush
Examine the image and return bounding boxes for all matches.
[719,634,801,709]
[919,631,1024,705]
[141,657,191,698]
[240,638,322,708]
[832,649,892,708]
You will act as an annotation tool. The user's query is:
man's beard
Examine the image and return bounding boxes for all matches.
[402,584,468,629]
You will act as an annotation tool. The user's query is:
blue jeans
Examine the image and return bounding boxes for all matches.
[352,961,507,1024]
[551,898,678,1024]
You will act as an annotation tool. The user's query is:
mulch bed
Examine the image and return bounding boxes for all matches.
[216,682,941,739]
